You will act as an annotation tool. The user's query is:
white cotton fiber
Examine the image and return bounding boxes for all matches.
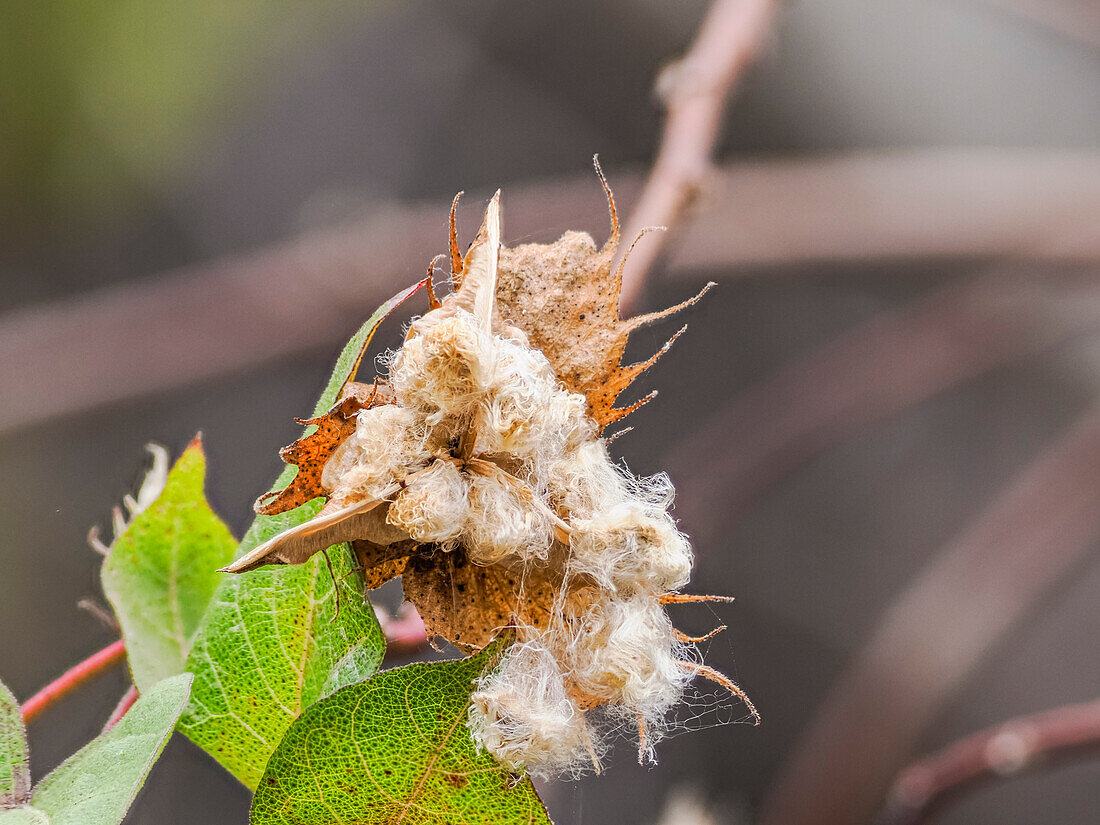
[469,639,596,777]
[386,459,469,543]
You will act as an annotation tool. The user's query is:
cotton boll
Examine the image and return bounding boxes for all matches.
[469,640,595,777]
[322,405,428,503]
[475,338,591,474]
[390,310,496,420]
[560,595,689,718]
[464,473,554,565]
[546,440,630,519]
[386,459,469,543]
[569,503,693,595]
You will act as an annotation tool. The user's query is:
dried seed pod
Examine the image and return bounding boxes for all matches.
[224,164,753,776]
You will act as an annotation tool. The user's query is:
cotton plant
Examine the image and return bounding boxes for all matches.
[223,160,757,777]
[9,162,756,825]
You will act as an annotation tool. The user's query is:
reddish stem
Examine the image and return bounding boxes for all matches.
[21,639,127,725]
[881,698,1100,825]
[101,685,140,733]
[616,0,781,312]
[377,604,429,657]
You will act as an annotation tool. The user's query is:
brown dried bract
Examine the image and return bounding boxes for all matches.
[352,538,416,590]
[402,548,559,653]
[255,381,392,516]
[492,158,713,431]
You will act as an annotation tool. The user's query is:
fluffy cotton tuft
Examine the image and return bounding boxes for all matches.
[559,596,689,718]
[546,440,631,518]
[386,459,469,543]
[323,405,428,504]
[569,502,693,596]
[469,640,595,777]
[390,310,495,422]
[464,473,554,565]
[476,336,592,465]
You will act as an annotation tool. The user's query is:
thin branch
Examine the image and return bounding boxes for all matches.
[101,685,139,734]
[670,150,1100,272]
[670,273,1100,541]
[880,698,1100,825]
[616,0,781,313]
[2,151,1099,434]
[758,406,1100,825]
[21,639,127,725]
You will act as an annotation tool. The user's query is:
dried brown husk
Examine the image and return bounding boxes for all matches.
[226,164,711,653]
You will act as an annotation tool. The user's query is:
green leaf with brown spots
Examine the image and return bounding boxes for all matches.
[101,438,237,692]
[178,282,426,790]
[0,807,50,824]
[251,650,552,825]
[31,674,191,825]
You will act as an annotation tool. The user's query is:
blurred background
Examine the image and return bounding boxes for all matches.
[1,0,1098,823]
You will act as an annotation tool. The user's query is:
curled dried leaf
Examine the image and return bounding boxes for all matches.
[255,382,392,516]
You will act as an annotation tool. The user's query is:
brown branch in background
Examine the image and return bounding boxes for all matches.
[667,151,1100,273]
[1,151,1099,435]
[616,0,781,313]
[757,406,1100,825]
[880,698,1100,825]
[670,273,1100,541]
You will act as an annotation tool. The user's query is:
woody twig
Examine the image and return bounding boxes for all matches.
[880,698,1100,825]
[616,0,782,313]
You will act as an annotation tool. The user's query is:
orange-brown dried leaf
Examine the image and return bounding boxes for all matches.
[402,549,559,653]
[255,382,392,516]
[493,165,711,431]
[353,539,416,590]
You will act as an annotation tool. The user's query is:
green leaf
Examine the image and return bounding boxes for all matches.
[0,807,50,824]
[0,679,30,807]
[101,439,237,692]
[178,281,424,790]
[251,651,552,825]
[30,674,191,825]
